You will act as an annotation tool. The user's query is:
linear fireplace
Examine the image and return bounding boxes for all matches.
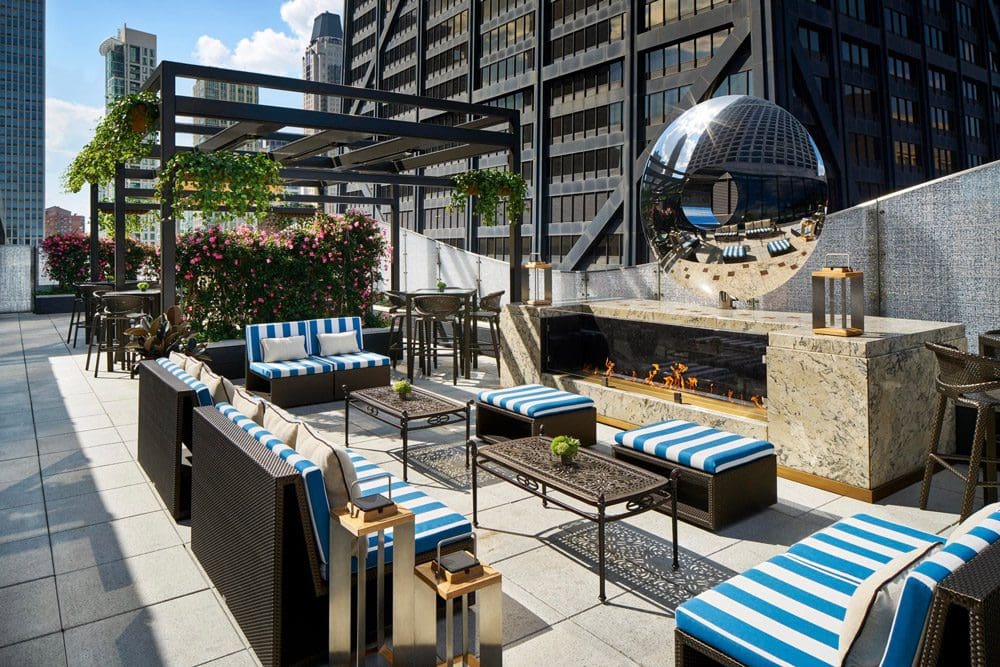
[541,311,768,417]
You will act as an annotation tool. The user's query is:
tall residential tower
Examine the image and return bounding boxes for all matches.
[304,12,345,114]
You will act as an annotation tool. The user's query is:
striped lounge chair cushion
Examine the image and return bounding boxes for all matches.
[722,245,746,260]
[313,351,390,370]
[306,316,364,354]
[248,356,336,380]
[676,514,946,667]
[880,507,1000,666]
[614,419,773,473]
[245,320,311,363]
[156,358,213,407]
[477,384,595,418]
[767,239,792,256]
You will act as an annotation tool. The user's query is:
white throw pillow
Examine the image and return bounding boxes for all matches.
[232,387,264,422]
[262,405,300,448]
[168,351,188,370]
[261,335,307,363]
[295,422,357,510]
[185,358,205,380]
[200,369,226,404]
[317,331,360,356]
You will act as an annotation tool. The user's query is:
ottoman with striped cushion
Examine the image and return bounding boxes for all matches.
[613,419,776,530]
[767,238,793,256]
[476,384,597,446]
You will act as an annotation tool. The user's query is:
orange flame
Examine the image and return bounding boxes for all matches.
[751,395,765,409]
[604,358,615,377]
[644,363,660,385]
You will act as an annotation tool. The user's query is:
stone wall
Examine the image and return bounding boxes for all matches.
[0,246,33,313]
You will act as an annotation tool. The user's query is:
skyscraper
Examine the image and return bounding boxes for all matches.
[303,12,344,114]
[344,0,1000,268]
[0,0,45,245]
[192,79,261,147]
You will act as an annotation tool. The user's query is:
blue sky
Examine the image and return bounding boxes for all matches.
[46,0,342,215]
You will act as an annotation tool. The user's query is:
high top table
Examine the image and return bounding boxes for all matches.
[403,287,477,381]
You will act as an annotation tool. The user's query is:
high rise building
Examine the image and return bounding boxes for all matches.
[303,12,345,114]
[0,0,45,246]
[344,0,1000,268]
[44,206,85,237]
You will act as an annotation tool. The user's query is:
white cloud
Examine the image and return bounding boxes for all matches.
[193,0,341,78]
[45,98,104,215]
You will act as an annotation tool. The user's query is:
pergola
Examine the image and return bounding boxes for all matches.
[89,61,523,311]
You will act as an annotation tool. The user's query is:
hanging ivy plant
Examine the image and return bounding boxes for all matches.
[156,151,283,222]
[449,169,528,226]
[64,91,160,193]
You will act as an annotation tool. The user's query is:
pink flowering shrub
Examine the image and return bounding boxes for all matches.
[40,233,157,289]
[175,210,388,341]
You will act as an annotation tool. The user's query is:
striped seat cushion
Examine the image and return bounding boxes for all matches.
[245,320,311,363]
[477,384,595,418]
[676,514,946,667]
[880,507,1000,666]
[248,356,336,380]
[722,245,746,260]
[767,239,792,256]
[306,316,364,354]
[156,358,213,407]
[615,419,774,473]
[313,351,391,370]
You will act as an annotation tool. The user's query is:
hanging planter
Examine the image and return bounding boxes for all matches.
[63,91,161,193]
[448,169,528,226]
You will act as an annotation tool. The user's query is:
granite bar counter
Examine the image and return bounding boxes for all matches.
[499,299,966,501]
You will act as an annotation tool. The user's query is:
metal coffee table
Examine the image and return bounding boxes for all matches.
[344,385,473,481]
[471,436,679,602]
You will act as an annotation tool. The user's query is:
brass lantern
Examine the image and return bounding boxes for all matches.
[812,253,864,336]
[521,254,553,305]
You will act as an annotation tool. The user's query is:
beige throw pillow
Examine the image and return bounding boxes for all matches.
[200,369,226,404]
[232,387,264,422]
[295,422,357,510]
[262,406,300,448]
[185,358,205,380]
[317,331,360,356]
[261,335,307,363]
[168,351,188,370]
[220,377,236,404]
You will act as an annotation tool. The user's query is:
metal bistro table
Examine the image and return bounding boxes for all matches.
[345,385,473,481]
[471,436,679,602]
[404,287,477,382]
[107,288,162,318]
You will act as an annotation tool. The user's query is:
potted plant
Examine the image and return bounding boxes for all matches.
[136,281,150,292]
[448,169,528,226]
[436,280,447,291]
[550,435,581,466]
[125,305,209,376]
[392,379,413,400]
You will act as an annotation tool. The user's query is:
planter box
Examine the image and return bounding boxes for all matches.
[363,327,402,362]
[205,339,246,380]
[33,294,75,315]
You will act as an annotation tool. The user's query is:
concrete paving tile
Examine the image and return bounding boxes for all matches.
[0,438,38,461]
[0,455,39,483]
[39,442,133,477]
[472,498,573,564]
[57,545,209,628]
[63,590,245,667]
[197,650,260,666]
[0,577,61,648]
[0,502,48,546]
[114,424,138,444]
[0,423,36,443]
[34,413,114,439]
[43,461,148,502]
[0,409,35,429]
[0,534,53,588]
[503,618,640,666]
[38,427,121,454]
[810,485,962,536]
[102,399,138,427]
[0,468,43,510]
[32,398,105,421]
[47,484,161,533]
[0,632,67,666]
[50,510,182,574]
[496,578,565,646]
[173,519,192,545]
[773,476,843,516]
[570,592,678,667]
[715,507,834,550]
[704,539,787,572]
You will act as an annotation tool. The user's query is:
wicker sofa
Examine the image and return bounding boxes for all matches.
[244,316,391,407]
[190,394,472,666]
[675,505,1000,666]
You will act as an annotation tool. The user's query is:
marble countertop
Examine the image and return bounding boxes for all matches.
[534,299,965,358]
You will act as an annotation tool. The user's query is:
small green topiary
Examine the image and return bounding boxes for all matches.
[550,435,581,461]
[392,379,413,399]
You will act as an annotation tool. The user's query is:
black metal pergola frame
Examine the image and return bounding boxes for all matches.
[90,61,522,312]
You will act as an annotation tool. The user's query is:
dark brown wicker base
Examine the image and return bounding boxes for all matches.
[475,401,597,446]
[137,360,197,520]
[245,363,391,407]
[612,446,776,531]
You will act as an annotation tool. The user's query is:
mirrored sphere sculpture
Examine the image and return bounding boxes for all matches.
[640,95,828,300]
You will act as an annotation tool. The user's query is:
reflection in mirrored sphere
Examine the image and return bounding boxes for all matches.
[640,95,828,300]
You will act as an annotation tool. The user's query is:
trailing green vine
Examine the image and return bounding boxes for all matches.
[156,150,283,223]
[63,91,160,193]
[449,169,527,226]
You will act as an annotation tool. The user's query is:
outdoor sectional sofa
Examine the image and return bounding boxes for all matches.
[189,392,472,666]
[245,316,391,407]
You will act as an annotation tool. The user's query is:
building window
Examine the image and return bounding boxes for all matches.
[645,27,732,79]
[929,106,951,133]
[838,0,868,21]
[962,79,981,103]
[964,115,982,139]
[889,96,915,124]
[643,0,734,30]
[644,85,692,125]
[550,15,623,61]
[840,39,871,69]
[957,3,974,26]
[932,147,953,175]
[848,132,879,164]
[843,84,877,117]
[887,54,912,80]
[927,68,950,92]
[923,25,947,52]
[884,9,909,38]
[967,154,984,168]
[894,141,920,167]
[798,25,827,59]
[923,0,942,13]
[959,39,977,65]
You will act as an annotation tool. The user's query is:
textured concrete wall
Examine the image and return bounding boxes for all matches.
[0,246,33,313]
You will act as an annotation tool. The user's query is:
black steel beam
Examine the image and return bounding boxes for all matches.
[114,164,126,289]
[159,67,177,311]
[279,167,454,188]
[270,128,376,163]
[196,121,284,152]
[335,116,500,167]
[89,184,100,281]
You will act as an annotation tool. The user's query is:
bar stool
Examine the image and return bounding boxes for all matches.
[468,290,504,380]
[66,282,112,347]
[88,294,148,377]
[920,342,1000,521]
[384,291,408,368]
[413,294,464,385]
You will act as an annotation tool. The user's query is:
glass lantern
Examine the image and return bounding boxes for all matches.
[520,253,552,306]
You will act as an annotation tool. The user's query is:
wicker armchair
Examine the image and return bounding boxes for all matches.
[412,294,465,385]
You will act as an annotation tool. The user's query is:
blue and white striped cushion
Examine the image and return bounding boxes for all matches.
[313,351,391,370]
[215,403,332,573]
[722,245,746,260]
[880,508,1000,666]
[349,451,471,570]
[248,356,335,379]
[156,358,213,407]
[767,239,792,255]
[307,317,364,356]
[477,384,595,418]
[615,419,773,473]
[676,514,946,667]
[245,320,310,363]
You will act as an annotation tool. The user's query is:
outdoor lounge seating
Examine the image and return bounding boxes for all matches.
[613,419,776,530]
[244,316,391,407]
[721,245,747,261]
[476,383,597,446]
[190,395,472,666]
[675,505,1000,666]
[766,238,793,256]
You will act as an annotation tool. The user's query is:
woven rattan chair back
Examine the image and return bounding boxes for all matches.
[479,291,505,313]
[926,342,1000,401]
[413,294,463,320]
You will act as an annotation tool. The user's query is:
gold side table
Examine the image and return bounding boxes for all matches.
[413,538,502,666]
[329,498,416,666]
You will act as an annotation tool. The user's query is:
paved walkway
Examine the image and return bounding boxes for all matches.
[0,313,973,666]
